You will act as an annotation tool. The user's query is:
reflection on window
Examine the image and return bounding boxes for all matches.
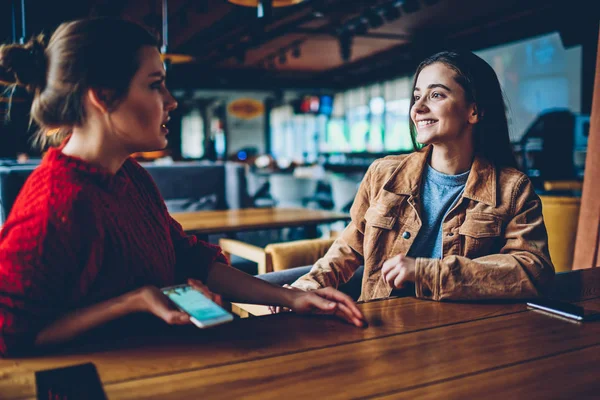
[475,31,581,141]
[271,106,326,163]
[385,99,413,152]
[348,105,369,152]
[181,109,204,159]
[325,118,349,152]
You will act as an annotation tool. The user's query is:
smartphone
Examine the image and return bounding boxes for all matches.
[527,298,600,322]
[162,284,233,328]
[36,362,106,400]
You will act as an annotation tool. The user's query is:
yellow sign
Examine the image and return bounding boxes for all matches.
[227,98,264,120]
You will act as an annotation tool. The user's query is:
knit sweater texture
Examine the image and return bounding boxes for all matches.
[0,148,226,356]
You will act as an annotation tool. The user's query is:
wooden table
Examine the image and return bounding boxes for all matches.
[1,270,599,399]
[172,207,351,238]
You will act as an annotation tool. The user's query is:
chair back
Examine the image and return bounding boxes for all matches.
[540,195,581,272]
[142,162,227,212]
[0,165,37,225]
[265,238,336,272]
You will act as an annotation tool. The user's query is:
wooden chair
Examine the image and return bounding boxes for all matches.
[539,195,581,272]
[219,236,336,275]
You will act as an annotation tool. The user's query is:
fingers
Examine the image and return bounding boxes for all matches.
[188,278,210,294]
[381,258,394,276]
[333,301,366,327]
[213,293,223,307]
[164,310,191,325]
[393,270,407,289]
[381,255,402,275]
[188,279,222,306]
[316,288,365,322]
[307,295,338,313]
[384,268,400,287]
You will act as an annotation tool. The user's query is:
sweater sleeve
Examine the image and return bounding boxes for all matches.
[125,158,229,284]
[168,215,229,283]
[0,193,91,357]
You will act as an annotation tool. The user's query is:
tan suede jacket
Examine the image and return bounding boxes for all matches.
[293,146,555,302]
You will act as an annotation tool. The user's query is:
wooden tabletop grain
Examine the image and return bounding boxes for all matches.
[171,207,350,234]
[1,270,599,399]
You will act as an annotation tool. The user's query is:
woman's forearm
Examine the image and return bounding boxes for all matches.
[35,289,144,347]
[205,262,295,307]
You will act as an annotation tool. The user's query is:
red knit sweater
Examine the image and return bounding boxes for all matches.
[0,148,226,356]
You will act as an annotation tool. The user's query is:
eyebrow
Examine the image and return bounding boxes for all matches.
[148,71,166,79]
[414,83,452,92]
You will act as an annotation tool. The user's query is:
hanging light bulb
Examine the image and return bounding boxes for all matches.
[228,0,305,7]
[160,0,195,66]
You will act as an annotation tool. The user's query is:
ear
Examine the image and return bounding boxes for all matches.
[86,88,112,114]
[468,104,481,124]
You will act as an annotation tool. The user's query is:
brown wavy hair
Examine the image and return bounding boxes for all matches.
[0,18,158,150]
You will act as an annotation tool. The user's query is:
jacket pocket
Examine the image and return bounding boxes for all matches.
[458,213,502,257]
[365,206,396,230]
[459,212,502,238]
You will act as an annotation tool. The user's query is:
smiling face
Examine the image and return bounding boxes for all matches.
[410,62,478,147]
[107,46,178,153]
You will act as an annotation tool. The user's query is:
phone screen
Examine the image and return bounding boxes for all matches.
[162,285,233,328]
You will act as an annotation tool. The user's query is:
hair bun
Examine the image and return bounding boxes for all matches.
[0,34,47,92]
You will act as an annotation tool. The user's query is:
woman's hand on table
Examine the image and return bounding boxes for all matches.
[284,286,367,328]
[269,284,296,314]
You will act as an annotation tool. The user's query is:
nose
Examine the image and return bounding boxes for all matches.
[412,97,428,114]
[164,90,178,112]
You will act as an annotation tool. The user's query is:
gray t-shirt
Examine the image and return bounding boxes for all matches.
[407,164,470,259]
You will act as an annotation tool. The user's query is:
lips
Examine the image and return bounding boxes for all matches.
[161,116,170,134]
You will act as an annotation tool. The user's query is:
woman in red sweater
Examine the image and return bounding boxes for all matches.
[0,18,365,356]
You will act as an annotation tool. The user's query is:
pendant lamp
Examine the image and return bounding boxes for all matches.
[227,0,305,6]
[160,0,194,66]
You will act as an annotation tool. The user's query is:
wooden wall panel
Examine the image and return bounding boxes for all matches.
[573,27,600,270]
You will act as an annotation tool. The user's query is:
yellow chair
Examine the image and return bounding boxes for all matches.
[219,237,335,275]
[539,195,581,272]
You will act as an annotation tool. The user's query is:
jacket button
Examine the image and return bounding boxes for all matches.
[402,231,411,239]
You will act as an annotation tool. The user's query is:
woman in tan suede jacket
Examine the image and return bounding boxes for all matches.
[292,51,554,302]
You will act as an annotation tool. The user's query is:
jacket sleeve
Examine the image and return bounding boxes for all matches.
[415,175,555,301]
[168,215,229,284]
[292,166,372,291]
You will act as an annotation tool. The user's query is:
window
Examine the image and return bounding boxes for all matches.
[181,109,204,159]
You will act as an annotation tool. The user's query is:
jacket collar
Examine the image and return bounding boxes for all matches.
[382,145,497,207]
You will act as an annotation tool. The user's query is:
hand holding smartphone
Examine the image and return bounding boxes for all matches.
[162,284,233,328]
[527,298,600,322]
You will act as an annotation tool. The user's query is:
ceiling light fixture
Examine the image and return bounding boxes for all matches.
[160,0,194,67]
[228,0,305,7]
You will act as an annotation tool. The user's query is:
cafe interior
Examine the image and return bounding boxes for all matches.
[0,0,599,398]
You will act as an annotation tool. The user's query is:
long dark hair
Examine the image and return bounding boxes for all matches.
[408,50,518,169]
[0,18,158,149]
